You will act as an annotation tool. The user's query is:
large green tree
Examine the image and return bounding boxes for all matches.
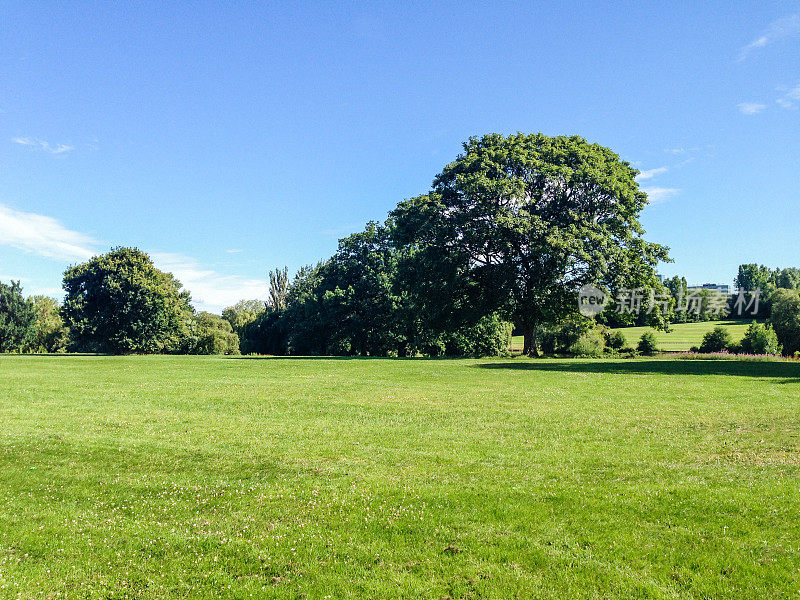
[62,247,193,354]
[0,281,37,353]
[392,133,669,355]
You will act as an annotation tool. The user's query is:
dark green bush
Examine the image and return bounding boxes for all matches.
[699,326,732,353]
[740,321,780,355]
[637,331,659,356]
[605,330,627,350]
[569,329,605,357]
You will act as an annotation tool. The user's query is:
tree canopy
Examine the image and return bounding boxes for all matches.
[391,133,669,355]
[0,281,37,353]
[62,248,193,354]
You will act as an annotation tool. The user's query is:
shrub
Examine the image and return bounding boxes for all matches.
[699,326,732,353]
[605,330,627,350]
[444,314,513,357]
[540,317,594,355]
[637,331,659,355]
[740,321,780,355]
[569,329,605,357]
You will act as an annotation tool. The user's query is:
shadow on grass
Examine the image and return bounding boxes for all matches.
[477,358,800,382]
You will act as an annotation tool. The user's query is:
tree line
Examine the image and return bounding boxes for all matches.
[2,133,800,357]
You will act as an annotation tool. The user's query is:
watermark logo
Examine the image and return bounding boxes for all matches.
[578,284,608,316]
[576,286,763,317]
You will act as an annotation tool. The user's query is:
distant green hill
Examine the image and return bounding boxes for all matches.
[511,320,757,353]
[612,320,754,352]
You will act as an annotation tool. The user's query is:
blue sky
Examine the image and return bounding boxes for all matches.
[1,2,798,312]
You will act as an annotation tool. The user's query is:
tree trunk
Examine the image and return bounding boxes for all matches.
[522,324,540,357]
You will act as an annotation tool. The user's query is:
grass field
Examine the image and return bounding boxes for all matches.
[511,320,755,353]
[1,355,799,598]
[612,321,754,352]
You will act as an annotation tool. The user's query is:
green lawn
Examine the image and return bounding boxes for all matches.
[510,320,756,353]
[612,320,754,352]
[1,355,799,598]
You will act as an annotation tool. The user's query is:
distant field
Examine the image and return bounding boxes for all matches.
[511,320,754,353]
[612,320,753,352]
[1,355,799,598]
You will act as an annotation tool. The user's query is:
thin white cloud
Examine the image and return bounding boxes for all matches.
[776,82,800,109]
[11,137,74,154]
[150,252,267,314]
[0,204,265,313]
[635,166,668,181]
[664,148,685,154]
[0,202,97,261]
[738,14,800,60]
[642,187,679,204]
[226,248,243,254]
[737,102,767,115]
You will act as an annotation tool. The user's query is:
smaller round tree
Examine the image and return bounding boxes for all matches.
[740,321,780,355]
[699,326,732,353]
[637,331,659,356]
[63,248,193,354]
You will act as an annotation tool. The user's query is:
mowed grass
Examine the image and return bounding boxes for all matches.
[1,356,799,599]
[611,320,753,352]
[509,321,755,353]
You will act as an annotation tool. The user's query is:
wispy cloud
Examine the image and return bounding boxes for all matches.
[226,248,243,254]
[776,82,800,109]
[0,203,265,312]
[0,202,98,261]
[738,14,800,60]
[737,102,767,115]
[635,166,668,181]
[11,137,74,154]
[150,252,266,314]
[642,187,679,204]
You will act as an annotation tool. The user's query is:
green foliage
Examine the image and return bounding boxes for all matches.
[268,267,289,310]
[699,326,733,353]
[238,308,288,355]
[62,248,194,354]
[637,331,659,355]
[770,289,800,356]
[0,281,37,353]
[391,132,669,355]
[735,264,774,295]
[283,224,403,356]
[222,299,265,332]
[540,317,595,355]
[442,313,513,357]
[740,321,780,355]
[27,295,69,353]
[569,328,606,357]
[775,268,800,291]
[605,329,627,350]
[183,312,240,355]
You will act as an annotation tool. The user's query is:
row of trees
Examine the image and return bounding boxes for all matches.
[8,132,797,357]
[223,133,669,357]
